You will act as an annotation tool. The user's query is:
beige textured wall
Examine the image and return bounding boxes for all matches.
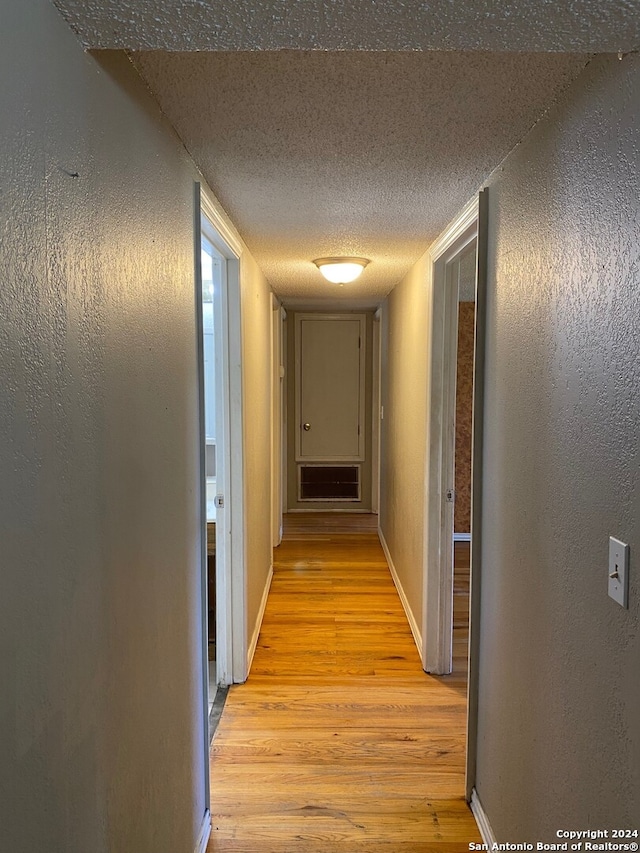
[476,53,640,836]
[241,252,274,657]
[379,254,431,629]
[0,2,273,848]
[0,4,208,849]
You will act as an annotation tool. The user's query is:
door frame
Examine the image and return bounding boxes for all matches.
[193,186,211,840]
[371,307,382,515]
[422,190,489,802]
[466,188,489,799]
[270,295,284,548]
[198,185,247,687]
[422,195,479,676]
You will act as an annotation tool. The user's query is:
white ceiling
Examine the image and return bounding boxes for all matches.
[130,50,589,305]
[52,1,638,307]
[53,1,640,52]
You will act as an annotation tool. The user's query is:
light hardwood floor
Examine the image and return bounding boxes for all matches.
[208,514,479,852]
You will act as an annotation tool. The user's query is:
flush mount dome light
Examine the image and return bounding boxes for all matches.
[313,257,369,284]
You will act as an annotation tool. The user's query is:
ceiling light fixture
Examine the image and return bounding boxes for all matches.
[313,257,369,284]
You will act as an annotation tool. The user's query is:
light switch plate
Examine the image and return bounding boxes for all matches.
[608,537,629,608]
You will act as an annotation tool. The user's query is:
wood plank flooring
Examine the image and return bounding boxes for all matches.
[208,514,479,852]
[453,541,471,679]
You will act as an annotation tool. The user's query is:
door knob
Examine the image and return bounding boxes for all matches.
[303,423,311,431]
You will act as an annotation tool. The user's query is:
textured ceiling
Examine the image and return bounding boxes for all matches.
[54,0,640,52]
[130,50,590,304]
[50,0,634,305]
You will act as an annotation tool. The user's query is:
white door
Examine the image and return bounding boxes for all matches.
[295,314,366,462]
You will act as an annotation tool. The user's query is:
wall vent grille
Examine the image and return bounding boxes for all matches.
[298,465,360,501]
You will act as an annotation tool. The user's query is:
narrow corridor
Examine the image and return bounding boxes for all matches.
[208,514,480,851]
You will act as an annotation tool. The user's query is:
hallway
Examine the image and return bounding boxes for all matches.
[207,514,480,851]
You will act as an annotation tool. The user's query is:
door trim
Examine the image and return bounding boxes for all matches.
[422,195,479,676]
[193,186,210,827]
[194,810,212,853]
[371,307,382,514]
[199,186,247,686]
[466,188,489,799]
[271,295,284,548]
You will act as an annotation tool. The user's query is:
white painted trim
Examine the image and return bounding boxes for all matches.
[193,187,212,814]
[470,790,497,848]
[466,187,490,798]
[454,533,472,542]
[429,196,479,263]
[281,310,288,517]
[200,194,247,687]
[247,565,274,674]
[200,186,244,259]
[378,528,423,663]
[204,237,232,687]
[229,255,247,684]
[271,293,283,548]
[194,811,212,853]
[423,196,479,676]
[371,309,381,514]
[438,257,460,672]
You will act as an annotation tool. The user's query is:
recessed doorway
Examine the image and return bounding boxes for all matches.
[423,190,489,806]
[200,232,223,714]
[423,198,479,677]
[196,185,248,714]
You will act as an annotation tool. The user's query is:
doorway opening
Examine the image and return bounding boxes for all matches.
[196,184,247,718]
[286,311,374,513]
[446,239,477,686]
[423,199,478,676]
[200,232,224,714]
[423,190,488,803]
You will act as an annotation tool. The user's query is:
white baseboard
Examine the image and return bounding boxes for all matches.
[378,528,423,663]
[454,532,471,542]
[470,789,497,847]
[194,810,211,853]
[246,564,274,673]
